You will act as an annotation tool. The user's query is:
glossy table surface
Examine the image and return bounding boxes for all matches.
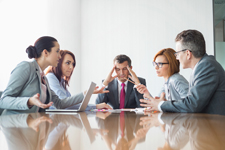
[0,111,225,150]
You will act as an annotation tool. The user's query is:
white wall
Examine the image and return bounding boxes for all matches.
[0,0,82,94]
[0,0,214,99]
[81,0,214,103]
[0,0,48,90]
[45,0,82,94]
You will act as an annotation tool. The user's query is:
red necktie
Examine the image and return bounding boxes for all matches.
[120,111,125,137]
[120,83,125,109]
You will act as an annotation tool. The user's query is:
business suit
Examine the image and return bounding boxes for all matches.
[0,60,84,115]
[96,77,146,109]
[161,54,225,115]
[158,73,189,101]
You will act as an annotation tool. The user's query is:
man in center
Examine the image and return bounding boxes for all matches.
[96,54,146,109]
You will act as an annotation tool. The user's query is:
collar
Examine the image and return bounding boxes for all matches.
[117,78,128,86]
[32,59,43,75]
[192,53,208,73]
[37,64,44,76]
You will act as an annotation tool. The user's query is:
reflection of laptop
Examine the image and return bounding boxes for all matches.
[78,112,96,143]
[45,112,96,143]
[46,82,96,112]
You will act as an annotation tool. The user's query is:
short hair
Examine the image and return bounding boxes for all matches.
[45,50,76,90]
[175,29,206,58]
[153,48,180,77]
[113,54,132,67]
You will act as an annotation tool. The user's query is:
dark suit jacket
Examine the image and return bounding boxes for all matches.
[161,54,225,115]
[95,77,146,109]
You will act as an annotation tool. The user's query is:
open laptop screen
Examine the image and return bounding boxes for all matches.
[46,82,96,112]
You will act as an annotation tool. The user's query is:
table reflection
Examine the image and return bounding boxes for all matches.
[0,112,225,150]
[95,112,147,150]
[141,112,225,150]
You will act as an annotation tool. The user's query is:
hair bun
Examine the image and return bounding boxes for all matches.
[26,45,38,59]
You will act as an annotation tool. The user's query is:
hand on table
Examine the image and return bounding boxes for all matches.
[96,102,113,110]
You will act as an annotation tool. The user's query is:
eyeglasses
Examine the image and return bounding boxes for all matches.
[174,49,192,57]
[152,62,169,68]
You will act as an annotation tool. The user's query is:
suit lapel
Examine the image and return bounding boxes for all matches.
[33,60,50,104]
[124,80,133,107]
[33,61,43,97]
[43,76,51,103]
[112,79,119,108]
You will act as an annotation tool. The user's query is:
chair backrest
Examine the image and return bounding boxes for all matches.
[0,91,4,115]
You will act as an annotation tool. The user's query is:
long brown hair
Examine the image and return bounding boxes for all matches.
[153,48,180,77]
[45,50,76,90]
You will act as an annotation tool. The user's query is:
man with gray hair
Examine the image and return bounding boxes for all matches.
[140,29,225,115]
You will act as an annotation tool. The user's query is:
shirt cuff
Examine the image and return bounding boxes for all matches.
[83,91,86,96]
[102,83,108,88]
[158,101,165,112]
[27,98,33,109]
[133,83,141,88]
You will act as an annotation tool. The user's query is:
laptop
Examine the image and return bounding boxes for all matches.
[46,82,96,112]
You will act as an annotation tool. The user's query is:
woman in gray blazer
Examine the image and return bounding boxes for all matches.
[0,36,109,115]
[130,48,189,103]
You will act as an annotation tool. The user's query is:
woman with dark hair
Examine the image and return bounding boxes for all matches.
[45,50,76,99]
[128,48,189,106]
[45,50,111,110]
[0,36,110,115]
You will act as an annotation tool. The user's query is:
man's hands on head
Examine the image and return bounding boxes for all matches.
[103,65,118,86]
[126,66,140,85]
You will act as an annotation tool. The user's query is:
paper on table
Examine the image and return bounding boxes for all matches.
[91,108,145,112]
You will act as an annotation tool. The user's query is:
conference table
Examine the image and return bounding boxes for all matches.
[0,110,225,150]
